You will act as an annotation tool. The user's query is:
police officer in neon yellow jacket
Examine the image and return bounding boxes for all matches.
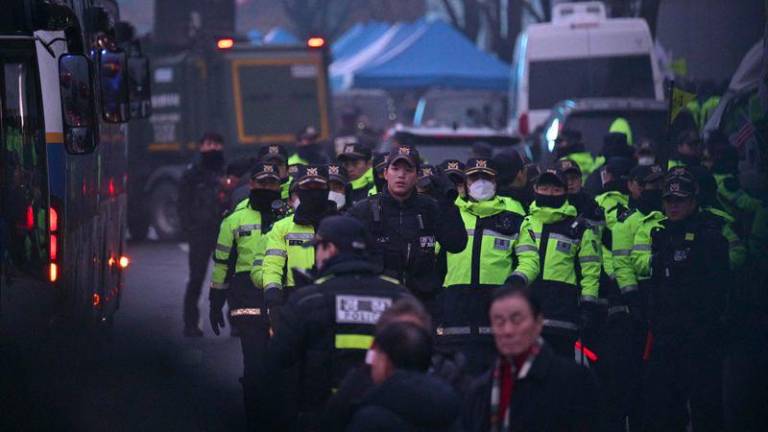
[526,168,602,358]
[338,139,377,205]
[257,144,292,200]
[261,165,337,322]
[288,125,329,167]
[438,158,539,374]
[555,129,596,182]
[208,162,283,428]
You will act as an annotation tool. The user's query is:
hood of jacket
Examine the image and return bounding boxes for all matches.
[359,370,460,428]
[457,195,509,218]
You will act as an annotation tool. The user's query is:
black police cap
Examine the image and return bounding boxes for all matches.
[387,145,420,169]
[257,144,288,163]
[327,163,349,185]
[337,140,372,161]
[465,158,497,176]
[251,162,281,182]
[304,215,369,252]
[293,164,329,186]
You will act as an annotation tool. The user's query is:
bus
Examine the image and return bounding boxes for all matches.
[0,0,150,332]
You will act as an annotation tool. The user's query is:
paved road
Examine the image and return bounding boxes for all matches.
[2,241,247,431]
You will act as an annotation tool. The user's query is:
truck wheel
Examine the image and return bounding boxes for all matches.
[149,182,181,240]
[127,207,150,241]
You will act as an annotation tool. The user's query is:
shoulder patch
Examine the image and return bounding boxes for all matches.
[335,295,393,325]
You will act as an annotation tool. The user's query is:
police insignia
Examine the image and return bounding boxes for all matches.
[448,162,459,170]
[399,147,410,155]
[329,165,340,175]
[344,145,355,153]
[422,168,433,176]
[307,167,318,176]
[264,165,274,172]
[556,241,572,253]
[476,160,487,168]
[494,238,510,250]
[419,235,436,248]
[269,145,279,154]
[336,295,392,324]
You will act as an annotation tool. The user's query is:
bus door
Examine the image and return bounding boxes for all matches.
[0,38,51,327]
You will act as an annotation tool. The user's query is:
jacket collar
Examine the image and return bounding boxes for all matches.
[457,195,507,218]
[528,202,577,223]
[381,188,418,207]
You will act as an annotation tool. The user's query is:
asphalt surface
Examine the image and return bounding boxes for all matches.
[2,241,247,431]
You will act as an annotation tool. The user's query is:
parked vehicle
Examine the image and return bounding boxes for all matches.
[413,89,507,130]
[380,126,520,164]
[509,1,664,137]
[532,98,667,165]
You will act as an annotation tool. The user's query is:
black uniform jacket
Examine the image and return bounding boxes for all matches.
[462,343,602,432]
[348,190,467,297]
[267,254,410,411]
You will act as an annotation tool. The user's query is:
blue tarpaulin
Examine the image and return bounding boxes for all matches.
[330,19,509,92]
[263,27,300,45]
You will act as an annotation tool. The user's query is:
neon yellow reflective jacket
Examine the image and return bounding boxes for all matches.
[443,196,539,287]
[612,208,646,294]
[631,211,666,278]
[704,206,746,271]
[262,216,315,290]
[713,173,763,218]
[609,117,633,146]
[526,202,601,301]
[351,168,375,192]
[288,153,308,167]
[211,199,269,290]
[595,190,629,230]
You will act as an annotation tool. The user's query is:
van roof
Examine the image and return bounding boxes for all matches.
[525,17,653,59]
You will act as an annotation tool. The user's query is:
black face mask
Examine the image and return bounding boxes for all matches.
[297,189,329,213]
[534,193,566,209]
[201,150,224,171]
[249,189,281,212]
[638,189,663,213]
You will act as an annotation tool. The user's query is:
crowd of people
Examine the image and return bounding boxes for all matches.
[175,121,767,431]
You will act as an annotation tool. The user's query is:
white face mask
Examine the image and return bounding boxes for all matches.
[468,179,496,201]
[638,156,655,166]
[328,191,346,209]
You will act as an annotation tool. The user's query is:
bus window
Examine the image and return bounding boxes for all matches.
[0,54,48,280]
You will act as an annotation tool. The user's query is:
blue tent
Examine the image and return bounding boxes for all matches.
[352,20,510,91]
[263,27,300,45]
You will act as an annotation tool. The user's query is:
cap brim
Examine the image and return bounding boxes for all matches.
[296,176,328,186]
[388,154,417,167]
[465,167,496,176]
[662,190,692,199]
[252,172,281,181]
[338,152,368,161]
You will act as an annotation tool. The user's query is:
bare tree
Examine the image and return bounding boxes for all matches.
[281,0,357,40]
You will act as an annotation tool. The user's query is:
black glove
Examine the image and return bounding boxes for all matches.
[430,171,459,202]
[623,290,646,325]
[505,274,527,289]
[209,289,228,336]
[264,287,283,336]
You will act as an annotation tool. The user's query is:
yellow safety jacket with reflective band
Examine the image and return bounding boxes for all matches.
[443,196,539,287]
[526,203,601,300]
[351,168,375,192]
[261,215,315,290]
[211,200,268,289]
[612,208,646,294]
[288,153,308,166]
[713,173,763,219]
[630,210,666,278]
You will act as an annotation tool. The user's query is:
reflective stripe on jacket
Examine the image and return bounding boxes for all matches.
[261,215,315,290]
[211,200,267,290]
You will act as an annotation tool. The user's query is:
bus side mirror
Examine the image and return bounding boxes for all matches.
[100,49,130,123]
[58,54,97,154]
[127,55,151,119]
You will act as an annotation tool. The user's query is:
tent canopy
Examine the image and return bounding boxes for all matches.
[331,19,510,92]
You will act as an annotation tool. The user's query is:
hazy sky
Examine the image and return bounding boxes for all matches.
[117,0,154,34]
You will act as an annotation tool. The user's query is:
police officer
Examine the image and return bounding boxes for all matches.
[267,215,410,431]
[257,144,291,200]
[177,132,228,337]
[349,146,468,305]
[610,163,665,430]
[370,152,388,195]
[554,129,596,182]
[438,158,539,374]
[642,168,729,432]
[208,162,282,429]
[555,159,603,224]
[667,129,702,169]
[524,167,601,358]
[289,126,330,167]
[327,162,351,212]
[437,159,467,198]
[595,157,634,229]
[337,139,376,204]
[261,165,336,326]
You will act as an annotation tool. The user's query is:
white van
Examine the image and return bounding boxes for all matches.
[509,1,664,136]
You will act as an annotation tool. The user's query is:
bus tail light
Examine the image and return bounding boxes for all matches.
[307,37,326,48]
[49,235,58,261]
[216,38,235,50]
[49,206,60,283]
